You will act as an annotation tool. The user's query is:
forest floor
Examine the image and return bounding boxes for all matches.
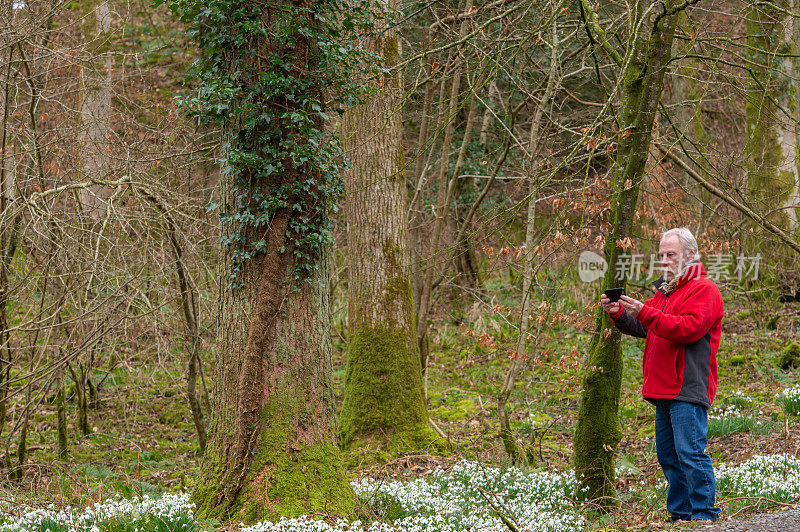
[1,295,799,530]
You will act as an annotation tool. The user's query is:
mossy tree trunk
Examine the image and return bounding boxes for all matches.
[573,0,677,507]
[190,1,354,521]
[339,0,435,454]
[672,9,711,223]
[745,2,794,227]
[745,1,800,285]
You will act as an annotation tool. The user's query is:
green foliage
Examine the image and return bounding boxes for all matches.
[707,413,773,439]
[765,314,780,330]
[776,342,800,370]
[158,0,383,286]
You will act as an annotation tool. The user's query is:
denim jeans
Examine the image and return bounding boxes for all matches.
[654,399,721,522]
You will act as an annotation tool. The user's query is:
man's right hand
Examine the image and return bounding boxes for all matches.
[600,294,620,315]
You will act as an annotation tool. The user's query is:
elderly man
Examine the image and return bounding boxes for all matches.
[601,227,723,523]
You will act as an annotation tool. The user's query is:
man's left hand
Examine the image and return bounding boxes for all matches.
[619,295,643,318]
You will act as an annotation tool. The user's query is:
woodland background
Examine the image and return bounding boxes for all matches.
[0,0,799,529]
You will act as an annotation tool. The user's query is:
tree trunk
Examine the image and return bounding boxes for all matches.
[140,189,207,454]
[745,2,796,231]
[672,9,710,221]
[416,0,474,377]
[14,383,30,480]
[190,1,353,520]
[573,0,677,507]
[792,0,800,231]
[78,0,112,218]
[0,0,13,443]
[56,365,67,460]
[498,15,558,466]
[447,91,482,302]
[339,2,435,452]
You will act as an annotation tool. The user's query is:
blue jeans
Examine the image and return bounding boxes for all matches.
[654,399,720,522]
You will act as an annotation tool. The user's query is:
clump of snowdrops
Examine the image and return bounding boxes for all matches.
[0,492,195,532]
[716,453,800,503]
[778,385,800,416]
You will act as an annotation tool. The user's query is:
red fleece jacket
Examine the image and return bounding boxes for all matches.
[609,263,723,407]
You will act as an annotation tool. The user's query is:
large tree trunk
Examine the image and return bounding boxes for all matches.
[193,222,353,520]
[339,2,434,452]
[191,1,353,520]
[573,0,677,507]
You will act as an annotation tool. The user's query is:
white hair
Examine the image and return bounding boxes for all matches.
[661,227,701,260]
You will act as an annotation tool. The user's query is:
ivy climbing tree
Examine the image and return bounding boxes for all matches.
[162,0,375,520]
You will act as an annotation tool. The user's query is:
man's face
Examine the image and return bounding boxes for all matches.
[659,235,691,280]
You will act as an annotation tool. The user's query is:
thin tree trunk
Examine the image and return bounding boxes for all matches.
[416,0,474,377]
[411,51,454,323]
[14,383,30,480]
[573,0,677,507]
[447,90,482,299]
[56,364,67,460]
[792,0,800,231]
[78,0,112,218]
[0,0,13,443]
[68,362,90,436]
[140,189,207,454]
[498,16,558,466]
[479,82,501,145]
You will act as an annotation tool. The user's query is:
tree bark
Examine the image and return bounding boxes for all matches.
[745,2,797,231]
[78,0,112,218]
[339,1,435,453]
[573,0,677,507]
[672,9,710,221]
[191,1,353,520]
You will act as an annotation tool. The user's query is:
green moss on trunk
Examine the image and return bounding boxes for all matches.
[193,395,354,521]
[573,0,677,509]
[573,313,623,504]
[339,322,436,454]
